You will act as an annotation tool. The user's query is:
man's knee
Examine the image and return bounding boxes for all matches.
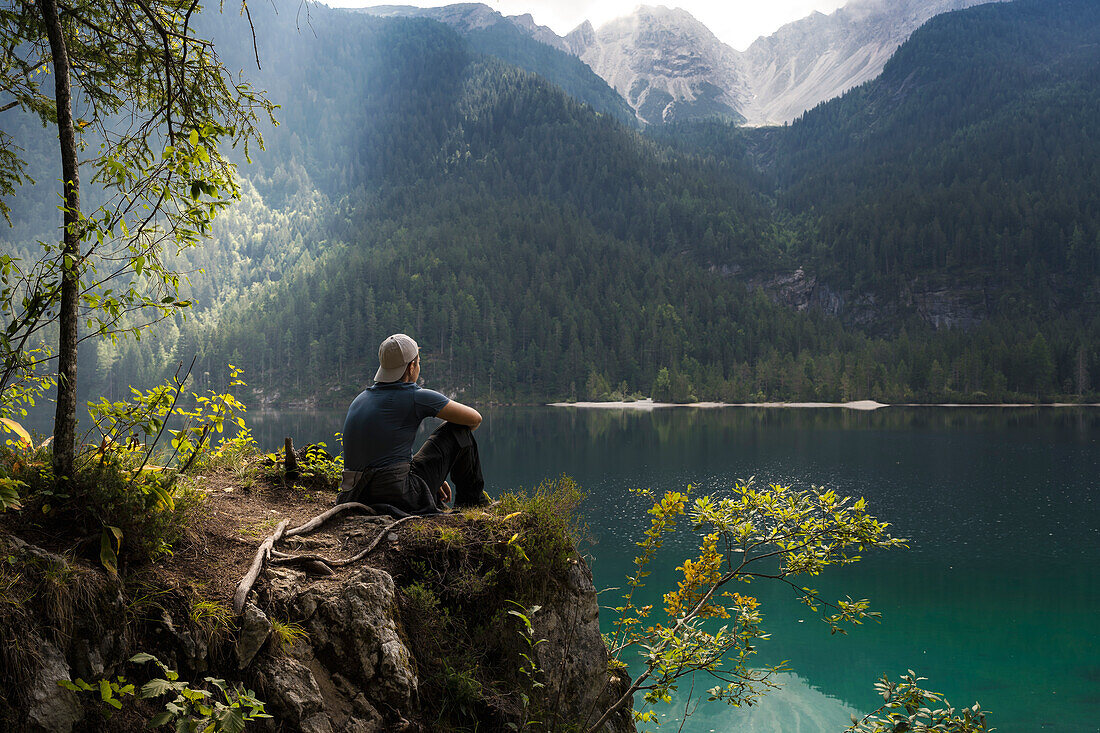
[433,421,474,448]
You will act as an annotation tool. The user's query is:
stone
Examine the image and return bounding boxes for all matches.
[26,642,82,733]
[531,557,635,733]
[237,602,272,669]
[252,654,329,731]
[250,565,418,729]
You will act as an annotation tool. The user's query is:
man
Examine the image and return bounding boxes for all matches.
[336,333,489,516]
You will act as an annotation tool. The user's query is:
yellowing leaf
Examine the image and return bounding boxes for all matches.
[0,418,31,447]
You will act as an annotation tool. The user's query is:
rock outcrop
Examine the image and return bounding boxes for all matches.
[0,538,131,733]
[241,512,634,732]
[1,509,634,732]
[748,267,990,331]
[742,0,1010,125]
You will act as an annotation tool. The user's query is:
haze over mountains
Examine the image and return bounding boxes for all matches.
[362,0,1004,125]
[3,0,1098,407]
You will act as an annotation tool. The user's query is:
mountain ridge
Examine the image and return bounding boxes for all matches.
[361,0,1007,125]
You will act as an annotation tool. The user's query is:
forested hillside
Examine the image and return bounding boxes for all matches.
[5,0,1098,407]
[768,0,1100,301]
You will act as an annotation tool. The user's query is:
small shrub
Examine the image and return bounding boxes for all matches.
[12,450,204,570]
[404,581,442,617]
[438,658,482,721]
[261,441,343,492]
[122,652,271,730]
[493,475,586,577]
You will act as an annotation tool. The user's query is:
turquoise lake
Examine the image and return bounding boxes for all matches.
[243,404,1100,732]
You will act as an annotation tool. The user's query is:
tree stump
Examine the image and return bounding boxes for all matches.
[284,437,299,480]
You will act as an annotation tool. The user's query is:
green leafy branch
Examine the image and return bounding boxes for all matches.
[847,671,991,733]
[592,479,909,732]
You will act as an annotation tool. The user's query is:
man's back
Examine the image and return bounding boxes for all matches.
[342,381,449,470]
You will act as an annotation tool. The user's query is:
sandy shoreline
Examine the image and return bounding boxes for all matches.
[547,399,1100,411]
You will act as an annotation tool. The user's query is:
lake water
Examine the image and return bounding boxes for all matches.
[25,404,1098,730]
[243,405,1099,733]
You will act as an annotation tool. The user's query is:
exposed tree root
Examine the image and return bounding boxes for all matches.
[232,502,418,613]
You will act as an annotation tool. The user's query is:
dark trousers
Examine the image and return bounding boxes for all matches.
[411,422,486,506]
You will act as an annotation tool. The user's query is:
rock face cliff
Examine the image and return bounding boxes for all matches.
[1,504,634,733]
[243,511,633,732]
[569,6,750,126]
[748,267,990,332]
[574,0,1005,126]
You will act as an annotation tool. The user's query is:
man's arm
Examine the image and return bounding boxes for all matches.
[436,400,483,430]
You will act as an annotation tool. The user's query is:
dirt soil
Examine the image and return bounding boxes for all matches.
[156,462,341,608]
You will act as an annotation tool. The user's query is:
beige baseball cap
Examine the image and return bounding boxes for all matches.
[375,333,419,382]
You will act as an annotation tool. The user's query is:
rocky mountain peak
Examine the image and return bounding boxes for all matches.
[565,19,596,55]
[363,0,1007,127]
[579,4,751,125]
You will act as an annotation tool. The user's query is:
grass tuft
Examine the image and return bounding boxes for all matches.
[271,619,309,652]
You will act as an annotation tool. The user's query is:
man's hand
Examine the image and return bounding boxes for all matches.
[436,400,483,430]
[438,480,452,503]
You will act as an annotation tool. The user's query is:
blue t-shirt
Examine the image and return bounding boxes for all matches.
[342,382,450,470]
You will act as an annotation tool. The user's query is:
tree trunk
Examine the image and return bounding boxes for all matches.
[40,0,80,479]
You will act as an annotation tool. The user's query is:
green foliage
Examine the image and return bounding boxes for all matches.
[596,480,908,730]
[261,440,343,493]
[505,600,546,732]
[0,0,274,471]
[403,581,443,616]
[295,442,344,487]
[438,658,483,721]
[87,364,250,477]
[495,476,586,577]
[190,600,234,644]
[129,652,272,732]
[847,671,990,732]
[5,440,203,570]
[391,476,587,730]
[0,341,53,423]
[0,476,23,512]
[20,365,248,571]
[58,675,135,712]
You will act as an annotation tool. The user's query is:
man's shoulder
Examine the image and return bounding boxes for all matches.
[413,386,450,411]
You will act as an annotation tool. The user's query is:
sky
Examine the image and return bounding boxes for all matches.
[332,0,852,51]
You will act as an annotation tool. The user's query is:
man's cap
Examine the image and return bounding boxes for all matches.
[375,333,419,382]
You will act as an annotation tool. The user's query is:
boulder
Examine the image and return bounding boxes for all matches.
[26,641,82,733]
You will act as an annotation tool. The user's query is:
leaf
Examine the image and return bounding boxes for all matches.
[129,652,157,664]
[0,417,32,447]
[140,677,175,698]
[148,483,175,511]
[147,711,173,727]
[218,708,246,733]
[100,528,120,574]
